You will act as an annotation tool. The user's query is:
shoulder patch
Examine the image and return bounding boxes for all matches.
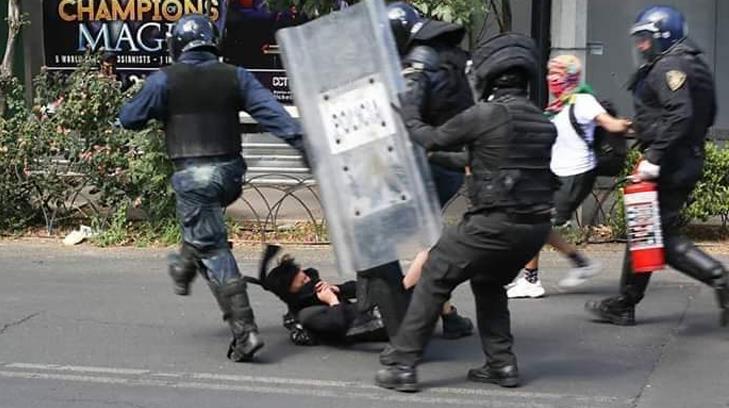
[665,70,687,92]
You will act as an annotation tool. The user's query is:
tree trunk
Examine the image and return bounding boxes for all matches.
[500,0,512,32]
[1,0,21,78]
[0,0,21,117]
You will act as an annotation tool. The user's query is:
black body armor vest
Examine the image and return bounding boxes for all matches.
[163,62,242,160]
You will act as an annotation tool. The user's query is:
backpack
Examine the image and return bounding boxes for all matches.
[568,98,628,177]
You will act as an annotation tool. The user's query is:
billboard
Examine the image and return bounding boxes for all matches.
[42,0,223,84]
[221,1,310,104]
[41,0,325,104]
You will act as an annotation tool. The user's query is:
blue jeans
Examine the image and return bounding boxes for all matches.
[430,162,464,208]
[171,157,245,285]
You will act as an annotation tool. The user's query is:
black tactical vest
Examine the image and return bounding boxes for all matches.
[163,62,242,160]
[467,94,557,213]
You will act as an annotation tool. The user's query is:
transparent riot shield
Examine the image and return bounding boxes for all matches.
[276,0,442,275]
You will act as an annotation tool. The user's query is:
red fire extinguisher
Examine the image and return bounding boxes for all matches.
[623,181,665,273]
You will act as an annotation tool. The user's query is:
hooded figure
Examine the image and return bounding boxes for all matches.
[254,245,385,345]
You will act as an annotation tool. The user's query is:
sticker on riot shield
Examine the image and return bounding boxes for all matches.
[320,75,398,154]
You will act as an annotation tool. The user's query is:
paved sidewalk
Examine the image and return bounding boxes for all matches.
[0,240,727,408]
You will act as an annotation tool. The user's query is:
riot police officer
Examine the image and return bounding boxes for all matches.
[375,33,557,392]
[586,6,729,326]
[119,14,306,362]
[387,1,475,339]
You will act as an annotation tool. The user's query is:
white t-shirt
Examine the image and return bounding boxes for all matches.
[550,93,607,177]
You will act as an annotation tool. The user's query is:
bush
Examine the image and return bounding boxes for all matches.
[605,142,729,240]
[684,142,729,229]
[0,53,177,241]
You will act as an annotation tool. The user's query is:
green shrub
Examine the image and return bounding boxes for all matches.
[606,142,729,240]
[684,142,729,229]
[0,53,177,242]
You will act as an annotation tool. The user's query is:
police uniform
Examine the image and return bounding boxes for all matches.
[375,33,557,392]
[119,14,305,362]
[587,7,728,327]
[357,6,476,341]
[402,19,474,206]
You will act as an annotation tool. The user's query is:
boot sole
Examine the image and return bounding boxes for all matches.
[229,341,264,362]
[375,379,419,393]
[585,306,636,326]
[442,331,473,340]
[467,374,520,388]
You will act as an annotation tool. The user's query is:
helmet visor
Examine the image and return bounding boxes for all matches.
[631,31,658,65]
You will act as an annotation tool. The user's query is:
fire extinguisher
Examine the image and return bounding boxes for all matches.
[623,181,665,273]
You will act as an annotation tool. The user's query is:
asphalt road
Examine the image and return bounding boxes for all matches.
[1,240,728,408]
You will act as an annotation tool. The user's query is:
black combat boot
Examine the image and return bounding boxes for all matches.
[208,281,231,322]
[441,306,474,339]
[467,364,520,388]
[220,279,264,362]
[664,237,729,327]
[282,312,318,346]
[375,365,418,393]
[346,307,386,341]
[585,296,636,326]
[713,270,729,327]
[167,250,198,296]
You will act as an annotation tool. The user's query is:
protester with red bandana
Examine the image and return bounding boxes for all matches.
[507,54,632,299]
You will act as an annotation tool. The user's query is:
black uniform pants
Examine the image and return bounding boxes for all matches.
[297,303,358,340]
[621,184,726,304]
[385,211,551,367]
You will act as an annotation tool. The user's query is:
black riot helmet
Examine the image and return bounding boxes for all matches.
[387,2,422,55]
[471,33,538,98]
[167,14,220,62]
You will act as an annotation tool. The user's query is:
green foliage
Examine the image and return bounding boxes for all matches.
[0,52,177,243]
[684,143,729,229]
[412,0,486,24]
[606,143,729,240]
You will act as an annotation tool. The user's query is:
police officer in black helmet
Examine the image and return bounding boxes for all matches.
[375,33,557,392]
[387,1,473,207]
[387,1,475,339]
[119,14,307,362]
[586,5,729,327]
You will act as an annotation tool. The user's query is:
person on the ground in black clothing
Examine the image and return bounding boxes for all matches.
[585,5,729,327]
[374,33,558,392]
[260,253,386,345]
[254,246,481,346]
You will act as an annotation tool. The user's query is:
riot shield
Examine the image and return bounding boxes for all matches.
[276,0,442,275]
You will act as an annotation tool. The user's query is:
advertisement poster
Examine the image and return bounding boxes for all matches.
[221,0,309,104]
[41,0,334,104]
[43,0,223,86]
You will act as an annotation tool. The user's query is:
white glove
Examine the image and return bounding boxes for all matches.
[635,159,661,180]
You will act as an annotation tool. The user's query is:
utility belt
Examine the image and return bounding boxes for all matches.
[472,207,552,225]
[172,153,242,171]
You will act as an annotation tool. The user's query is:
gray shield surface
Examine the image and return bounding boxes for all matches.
[276,0,442,275]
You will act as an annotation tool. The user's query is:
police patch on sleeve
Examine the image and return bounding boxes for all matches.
[666,70,687,91]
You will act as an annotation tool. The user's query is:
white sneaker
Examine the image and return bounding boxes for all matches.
[558,260,603,288]
[507,277,545,299]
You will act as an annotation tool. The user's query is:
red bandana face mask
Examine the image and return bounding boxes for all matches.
[548,76,569,98]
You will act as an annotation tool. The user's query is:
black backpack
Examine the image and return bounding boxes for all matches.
[568,98,628,177]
